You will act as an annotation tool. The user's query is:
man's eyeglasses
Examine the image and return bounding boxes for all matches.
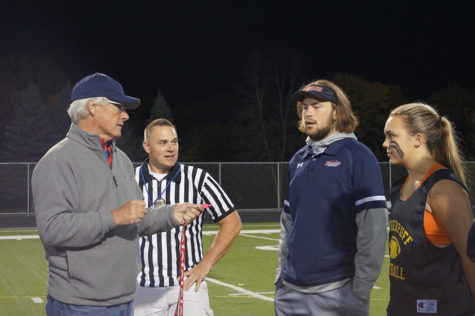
[96,98,125,112]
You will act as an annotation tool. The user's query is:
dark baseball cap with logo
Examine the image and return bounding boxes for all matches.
[71,73,141,109]
[291,84,337,104]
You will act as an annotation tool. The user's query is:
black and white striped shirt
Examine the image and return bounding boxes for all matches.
[134,161,236,287]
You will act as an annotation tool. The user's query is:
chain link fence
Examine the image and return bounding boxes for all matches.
[1,162,474,215]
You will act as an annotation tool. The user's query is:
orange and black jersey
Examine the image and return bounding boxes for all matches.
[388,167,474,316]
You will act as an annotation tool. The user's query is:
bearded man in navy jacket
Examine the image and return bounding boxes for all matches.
[274,79,388,316]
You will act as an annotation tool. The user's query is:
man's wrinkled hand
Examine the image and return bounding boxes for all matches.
[110,200,147,225]
[173,203,204,225]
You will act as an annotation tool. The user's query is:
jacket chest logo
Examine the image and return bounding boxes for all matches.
[324,160,341,167]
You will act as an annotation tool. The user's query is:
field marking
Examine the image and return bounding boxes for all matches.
[229,291,275,296]
[240,234,279,242]
[31,297,43,303]
[256,245,279,251]
[203,229,279,236]
[206,277,274,302]
[0,295,46,300]
[0,235,39,240]
[0,229,37,233]
[240,223,280,227]
[0,229,280,240]
[239,229,279,234]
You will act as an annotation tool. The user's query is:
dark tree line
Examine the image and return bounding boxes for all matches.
[0,53,473,164]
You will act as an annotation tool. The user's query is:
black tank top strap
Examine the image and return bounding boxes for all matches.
[420,168,466,195]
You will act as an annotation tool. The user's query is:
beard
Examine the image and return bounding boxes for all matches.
[305,115,335,141]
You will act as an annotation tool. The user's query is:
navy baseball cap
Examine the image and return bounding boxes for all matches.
[291,84,337,104]
[71,73,141,109]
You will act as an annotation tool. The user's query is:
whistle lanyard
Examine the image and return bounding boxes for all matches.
[175,203,212,316]
[140,164,181,207]
[175,221,186,316]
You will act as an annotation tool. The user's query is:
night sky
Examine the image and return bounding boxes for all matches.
[1,1,474,140]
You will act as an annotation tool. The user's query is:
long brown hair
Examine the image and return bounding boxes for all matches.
[297,79,359,133]
[390,103,467,185]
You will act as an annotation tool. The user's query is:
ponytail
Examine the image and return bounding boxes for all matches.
[390,103,467,186]
[433,117,466,186]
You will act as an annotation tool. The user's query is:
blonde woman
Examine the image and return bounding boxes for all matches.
[383,103,475,315]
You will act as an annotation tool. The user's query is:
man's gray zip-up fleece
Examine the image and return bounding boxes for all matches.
[32,123,179,306]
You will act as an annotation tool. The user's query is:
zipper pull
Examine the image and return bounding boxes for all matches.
[113,176,118,187]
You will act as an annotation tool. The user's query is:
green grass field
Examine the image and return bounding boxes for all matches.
[0,223,390,315]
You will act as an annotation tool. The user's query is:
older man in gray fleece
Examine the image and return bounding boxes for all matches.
[32,73,204,316]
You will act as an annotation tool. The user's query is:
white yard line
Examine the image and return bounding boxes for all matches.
[229,291,275,296]
[237,229,280,234]
[1,229,280,240]
[241,223,280,227]
[203,229,279,236]
[0,229,37,233]
[0,235,39,240]
[255,245,279,251]
[206,277,274,302]
[240,234,279,242]
[31,297,43,303]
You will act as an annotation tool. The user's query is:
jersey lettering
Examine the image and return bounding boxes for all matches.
[389,263,405,280]
[389,219,414,245]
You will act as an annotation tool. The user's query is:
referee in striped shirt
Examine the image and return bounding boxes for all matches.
[134,118,242,316]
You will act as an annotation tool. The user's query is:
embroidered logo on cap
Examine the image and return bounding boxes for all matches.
[306,86,323,92]
[324,160,341,167]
